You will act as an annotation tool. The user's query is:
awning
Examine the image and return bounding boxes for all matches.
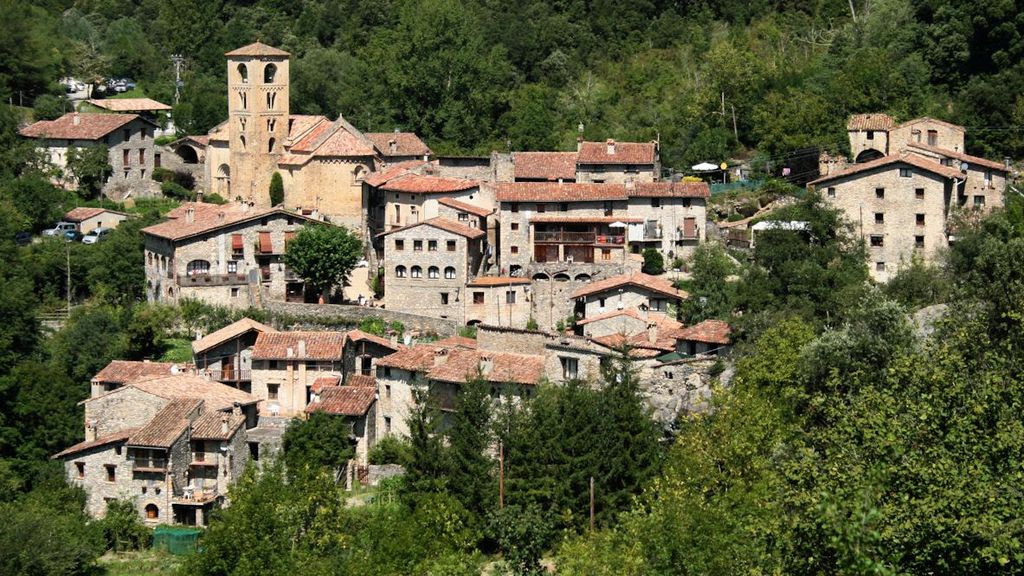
[231,234,243,251]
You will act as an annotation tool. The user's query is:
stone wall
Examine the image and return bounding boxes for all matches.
[64,443,134,519]
[383,223,480,320]
[639,357,718,428]
[86,387,166,438]
[364,463,405,486]
[266,301,460,335]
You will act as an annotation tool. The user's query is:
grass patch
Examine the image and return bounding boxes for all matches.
[96,550,183,576]
[159,337,194,363]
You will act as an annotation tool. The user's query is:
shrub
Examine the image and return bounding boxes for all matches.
[96,499,152,552]
[269,172,284,206]
[203,193,227,205]
[458,325,477,339]
[161,180,195,201]
[642,248,665,275]
[368,435,414,466]
[526,316,539,330]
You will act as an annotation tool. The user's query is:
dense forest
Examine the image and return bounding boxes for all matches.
[6,0,1024,574]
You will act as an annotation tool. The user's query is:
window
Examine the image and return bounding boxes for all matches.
[231,287,240,298]
[154,152,161,168]
[266,92,276,110]
[651,298,665,312]
[875,188,885,199]
[411,266,422,278]
[974,195,986,207]
[186,260,211,276]
[240,134,246,149]
[651,198,661,207]
[510,203,519,213]
[395,239,404,251]
[899,168,912,178]
[428,240,437,252]
[511,245,519,255]
[264,63,277,83]
[560,357,578,380]
[385,384,392,399]
[457,212,469,222]
[536,203,546,213]
[827,187,836,197]
[444,266,456,279]
[506,290,517,304]
[601,248,612,261]
[915,235,925,248]
[268,384,279,400]
[123,129,131,141]
[915,188,925,200]
[413,240,423,252]
[916,213,925,226]
[441,292,449,305]
[268,137,275,153]
[395,265,406,278]
[268,119,276,132]
[237,63,249,83]
[985,170,993,187]
[511,222,519,231]
[870,235,884,247]
[384,417,392,433]
[239,91,247,110]
[664,370,674,380]
[473,291,485,304]
[115,445,122,456]
[876,261,886,272]
[447,240,456,252]
[682,198,691,208]
[123,149,130,165]
[867,130,874,140]
[428,266,439,279]
[927,130,938,146]
[603,201,613,216]
[75,462,85,478]
[227,261,238,273]
[139,149,145,164]
[874,212,884,224]
[105,464,116,482]
[140,169,146,179]
[599,298,606,308]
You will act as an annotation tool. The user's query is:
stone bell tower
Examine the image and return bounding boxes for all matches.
[225,42,290,206]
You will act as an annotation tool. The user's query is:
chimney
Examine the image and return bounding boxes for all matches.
[647,322,658,344]
[298,339,306,358]
[217,211,225,222]
[1006,157,1013,170]
[389,139,397,154]
[607,139,616,155]
[185,207,195,223]
[85,419,97,442]
[232,402,242,416]
[73,113,81,126]
[433,348,448,366]
[577,136,583,152]
[220,413,229,434]
[479,354,493,375]
[286,346,294,358]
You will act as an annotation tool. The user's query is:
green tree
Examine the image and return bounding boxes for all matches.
[446,375,494,518]
[679,242,736,323]
[268,172,283,206]
[403,388,450,503]
[641,248,664,275]
[65,145,110,199]
[283,224,362,301]
[282,411,356,479]
[0,174,67,232]
[96,498,152,552]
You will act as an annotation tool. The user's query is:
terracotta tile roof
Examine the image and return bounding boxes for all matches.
[467,276,532,287]
[513,151,578,181]
[287,121,334,152]
[192,318,275,355]
[365,132,432,157]
[426,348,545,385]
[591,332,676,354]
[377,344,443,372]
[576,308,682,331]
[496,182,628,202]
[380,173,479,194]
[87,98,171,112]
[52,428,139,459]
[894,116,965,133]
[295,115,376,157]
[93,360,178,384]
[347,374,377,388]
[577,141,657,165]
[20,113,144,140]
[285,115,330,145]
[905,143,1008,172]
[64,207,126,222]
[809,152,963,185]
[225,42,290,57]
[433,335,477,349]
[677,319,731,345]
[190,412,246,441]
[311,375,341,393]
[629,182,710,198]
[99,374,258,411]
[847,114,895,131]
[252,331,345,360]
[382,217,485,240]
[141,202,317,242]
[571,272,687,300]
[306,386,376,416]
[438,197,492,217]
[128,398,201,448]
[208,120,229,142]
[364,160,429,187]
[345,329,400,351]
[173,135,209,147]
[529,215,642,224]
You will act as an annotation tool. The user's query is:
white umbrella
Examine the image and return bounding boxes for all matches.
[691,162,719,171]
[609,221,627,228]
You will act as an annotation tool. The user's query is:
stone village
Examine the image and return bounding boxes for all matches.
[24,42,1008,525]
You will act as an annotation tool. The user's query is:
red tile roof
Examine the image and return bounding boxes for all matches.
[576,308,682,331]
[467,276,532,287]
[347,374,377,388]
[64,207,126,222]
[52,428,139,459]
[225,42,290,57]
[141,202,317,242]
[128,398,201,448]
[847,114,895,131]
[363,160,429,187]
[311,375,341,393]
[284,115,331,146]
[253,331,345,360]
[122,375,259,411]
[87,98,171,112]
[905,143,1007,172]
[426,348,545,385]
[93,360,178,384]
[571,272,687,300]
[529,215,642,224]
[496,182,628,202]
[513,152,578,180]
[366,132,432,157]
[809,152,963,185]
[677,319,731,345]
[438,197,492,217]
[577,141,657,165]
[630,182,710,198]
[306,386,376,416]
[377,345,443,371]
[190,412,246,440]
[382,217,485,240]
[433,335,477,349]
[345,329,400,351]
[193,318,275,355]
[380,174,479,194]
[591,332,676,354]
[20,113,145,141]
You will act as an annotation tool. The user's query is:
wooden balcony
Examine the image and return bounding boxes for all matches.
[132,458,168,472]
[177,273,249,287]
[215,369,251,382]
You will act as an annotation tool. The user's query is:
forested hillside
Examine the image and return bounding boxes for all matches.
[7,0,1024,172]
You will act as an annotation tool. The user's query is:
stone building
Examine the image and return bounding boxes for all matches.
[382,218,486,320]
[192,317,276,393]
[365,132,432,164]
[575,139,660,184]
[463,276,533,328]
[676,319,732,356]
[63,207,128,234]
[847,113,896,162]
[250,331,345,417]
[342,329,402,381]
[142,201,320,307]
[305,378,378,465]
[91,360,181,398]
[570,271,687,319]
[19,112,159,198]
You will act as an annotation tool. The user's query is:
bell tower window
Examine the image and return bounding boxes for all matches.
[266,92,276,110]
[264,63,277,83]
[237,63,248,84]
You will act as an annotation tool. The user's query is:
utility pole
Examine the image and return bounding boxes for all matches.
[66,242,72,314]
[170,54,185,104]
[498,440,505,510]
[589,476,595,531]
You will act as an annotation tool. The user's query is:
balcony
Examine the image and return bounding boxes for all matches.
[215,368,251,382]
[132,458,168,472]
[173,487,220,504]
[535,231,595,243]
[177,273,249,287]
[593,234,625,245]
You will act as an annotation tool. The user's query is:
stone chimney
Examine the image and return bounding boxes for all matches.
[85,419,97,442]
[185,207,195,223]
[607,139,616,155]
[647,322,658,345]
[286,346,294,358]
[220,413,229,434]
[479,354,493,375]
[298,339,307,358]
[389,139,398,154]
[72,113,81,126]
[217,211,225,222]
[577,136,583,152]
[433,348,448,367]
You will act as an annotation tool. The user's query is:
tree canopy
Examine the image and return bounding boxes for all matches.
[283,223,362,300]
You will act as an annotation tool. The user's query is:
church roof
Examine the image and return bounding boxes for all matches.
[225,42,290,57]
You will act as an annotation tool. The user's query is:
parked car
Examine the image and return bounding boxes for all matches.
[42,222,78,237]
[64,230,83,242]
[82,227,112,244]
[14,231,31,246]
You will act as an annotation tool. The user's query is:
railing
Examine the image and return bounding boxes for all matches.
[535,231,595,243]
[177,273,249,287]
[594,234,625,245]
[677,227,700,240]
[216,369,251,382]
[284,269,302,282]
[173,487,219,504]
[132,458,168,472]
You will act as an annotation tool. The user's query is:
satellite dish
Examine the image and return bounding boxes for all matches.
[170,364,180,375]
[959,161,969,172]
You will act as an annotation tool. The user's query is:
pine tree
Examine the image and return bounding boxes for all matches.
[446,374,495,517]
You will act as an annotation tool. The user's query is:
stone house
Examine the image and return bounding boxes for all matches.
[464,276,533,328]
[382,218,486,320]
[904,143,1008,209]
[847,114,896,162]
[512,151,578,182]
[847,114,971,163]
[250,331,345,417]
[57,374,258,526]
[676,319,732,356]
[375,170,486,232]
[342,329,402,381]
[575,139,660,184]
[63,207,129,234]
[19,112,159,198]
[437,197,491,232]
[91,360,181,397]
[624,182,709,257]
[570,271,687,320]
[305,379,378,465]
[365,132,432,164]
[142,201,320,308]
[192,317,276,393]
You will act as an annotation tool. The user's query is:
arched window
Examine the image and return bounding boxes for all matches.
[268,137,276,154]
[186,260,211,276]
[410,266,422,278]
[444,266,456,279]
[428,266,439,279]
[353,165,366,182]
[267,118,276,132]
[217,164,230,178]
[145,504,159,519]
[264,63,277,83]
[395,265,406,278]
[147,252,153,265]
[239,135,246,149]
[266,92,276,110]
[238,91,247,110]
[237,63,248,83]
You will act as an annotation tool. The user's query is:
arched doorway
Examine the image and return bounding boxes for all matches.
[855,149,884,163]
[145,504,159,520]
[174,144,199,164]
